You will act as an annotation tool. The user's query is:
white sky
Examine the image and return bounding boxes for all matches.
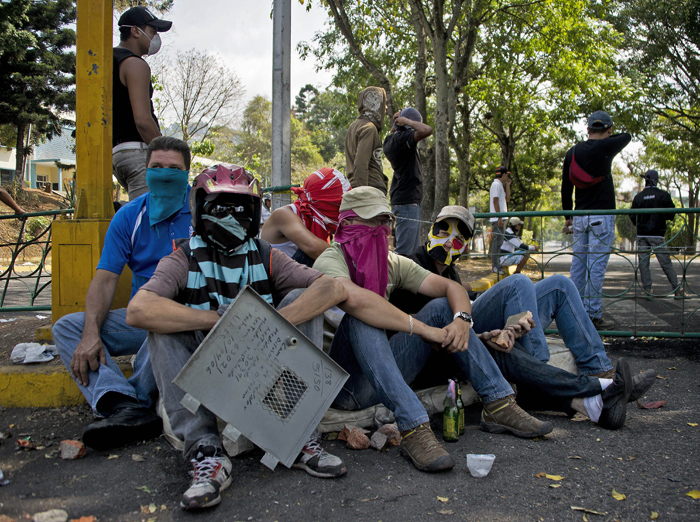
[128,0,335,104]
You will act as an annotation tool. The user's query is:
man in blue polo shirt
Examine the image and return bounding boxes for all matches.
[53,136,193,451]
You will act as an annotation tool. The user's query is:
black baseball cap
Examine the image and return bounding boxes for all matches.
[587,110,613,130]
[495,165,510,175]
[642,169,659,182]
[118,6,172,32]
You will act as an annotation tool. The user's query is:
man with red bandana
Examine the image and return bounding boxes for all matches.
[313,187,553,474]
[261,168,350,266]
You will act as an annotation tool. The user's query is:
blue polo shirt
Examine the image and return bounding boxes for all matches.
[97,186,193,299]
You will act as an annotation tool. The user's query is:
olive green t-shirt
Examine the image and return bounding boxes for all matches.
[313,243,430,300]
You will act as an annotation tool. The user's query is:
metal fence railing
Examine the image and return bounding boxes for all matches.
[471,207,700,338]
[0,209,73,312]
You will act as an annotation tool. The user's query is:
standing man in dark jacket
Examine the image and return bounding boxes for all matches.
[113,7,171,200]
[383,107,433,255]
[561,111,631,330]
[630,169,683,298]
[345,87,388,194]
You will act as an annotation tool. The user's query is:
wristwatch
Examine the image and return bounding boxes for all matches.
[454,311,474,328]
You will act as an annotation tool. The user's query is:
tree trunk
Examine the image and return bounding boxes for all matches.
[13,123,27,194]
[432,31,451,219]
[421,143,436,240]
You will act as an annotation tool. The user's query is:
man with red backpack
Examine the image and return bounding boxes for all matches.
[561,111,631,330]
[126,164,348,510]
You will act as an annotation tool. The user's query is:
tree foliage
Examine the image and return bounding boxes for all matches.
[0,0,76,186]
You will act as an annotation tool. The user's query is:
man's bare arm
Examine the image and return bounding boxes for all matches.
[261,207,331,260]
[278,275,347,325]
[126,289,220,334]
[121,58,161,144]
[394,116,433,142]
[70,270,120,386]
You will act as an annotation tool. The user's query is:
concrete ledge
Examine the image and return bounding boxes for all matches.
[36,326,53,342]
[470,266,517,292]
[0,363,132,408]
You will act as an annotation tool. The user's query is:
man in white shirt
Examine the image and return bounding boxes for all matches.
[489,166,511,273]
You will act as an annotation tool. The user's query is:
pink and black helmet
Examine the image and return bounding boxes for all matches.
[190,163,263,238]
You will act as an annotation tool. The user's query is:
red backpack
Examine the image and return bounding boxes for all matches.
[569,145,603,189]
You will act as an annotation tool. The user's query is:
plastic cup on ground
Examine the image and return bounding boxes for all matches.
[467,453,495,478]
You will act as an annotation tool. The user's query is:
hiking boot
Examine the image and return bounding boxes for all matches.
[400,423,455,472]
[181,446,232,510]
[674,287,685,300]
[598,358,632,430]
[591,314,615,331]
[82,403,162,451]
[292,431,347,478]
[480,395,553,438]
[629,369,656,402]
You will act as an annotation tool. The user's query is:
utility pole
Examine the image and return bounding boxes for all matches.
[271,0,292,209]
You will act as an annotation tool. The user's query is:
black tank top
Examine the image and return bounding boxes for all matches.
[113,48,160,146]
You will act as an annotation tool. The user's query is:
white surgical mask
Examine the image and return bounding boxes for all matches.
[123,25,162,56]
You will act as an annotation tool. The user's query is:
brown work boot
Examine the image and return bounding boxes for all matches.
[480,395,553,438]
[400,423,455,473]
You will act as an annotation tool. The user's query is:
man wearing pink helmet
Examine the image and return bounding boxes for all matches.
[127,164,348,510]
[261,167,351,266]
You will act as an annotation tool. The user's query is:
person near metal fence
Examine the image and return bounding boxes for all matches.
[630,169,683,299]
[383,107,432,255]
[389,205,655,430]
[314,188,553,476]
[561,110,631,330]
[53,137,193,451]
[126,164,349,510]
[499,216,539,273]
[489,166,511,274]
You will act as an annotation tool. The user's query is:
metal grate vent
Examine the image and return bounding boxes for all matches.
[261,367,308,421]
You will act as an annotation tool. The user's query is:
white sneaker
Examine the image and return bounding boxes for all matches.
[180,446,232,510]
[292,431,347,478]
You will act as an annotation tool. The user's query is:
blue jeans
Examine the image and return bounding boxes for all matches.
[570,215,615,319]
[329,298,513,431]
[53,308,157,415]
[471,274,612,376]
[392,203,422,256]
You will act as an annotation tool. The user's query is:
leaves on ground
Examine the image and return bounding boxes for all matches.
[549,484,561,488]
[140,504,157,514]
[107,454,119,459]
[437,496,449,503]
[131,454,146,462]
[437,509,454,515]
[135,485,152,493]
[570,506,607,516]
[546,474,564,481]
[612,489,626,501]
[650,512,659,519]
[688,423,698,427]
[686,490,700,499]
[359,495,378,502]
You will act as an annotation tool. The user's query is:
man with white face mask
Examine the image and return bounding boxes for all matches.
[113,6,172,200]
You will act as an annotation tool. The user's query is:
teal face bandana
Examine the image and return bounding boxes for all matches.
[146,168,190,226]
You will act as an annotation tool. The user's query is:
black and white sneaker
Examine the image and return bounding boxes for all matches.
[292,431,347,478]
[180,446,232,510]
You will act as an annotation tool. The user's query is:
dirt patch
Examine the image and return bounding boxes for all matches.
[0,314,54,364]
[0,188,66,263]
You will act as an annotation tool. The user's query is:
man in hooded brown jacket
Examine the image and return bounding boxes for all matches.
[345,87,389,195]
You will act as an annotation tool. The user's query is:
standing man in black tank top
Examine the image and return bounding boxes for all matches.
[113,7,171,200]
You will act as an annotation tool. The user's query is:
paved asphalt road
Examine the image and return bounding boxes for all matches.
[1,340,698,521]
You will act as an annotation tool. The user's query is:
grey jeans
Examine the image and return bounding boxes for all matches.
[490,221,506,268]
[113,148,149,201]
[148,289,324,460]
[638,236,679,291]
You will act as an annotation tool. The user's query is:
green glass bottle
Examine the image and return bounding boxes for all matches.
[456,381,465,435]
[443,380,459,442]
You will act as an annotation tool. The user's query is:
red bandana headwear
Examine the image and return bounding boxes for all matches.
[291,168,350,242]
